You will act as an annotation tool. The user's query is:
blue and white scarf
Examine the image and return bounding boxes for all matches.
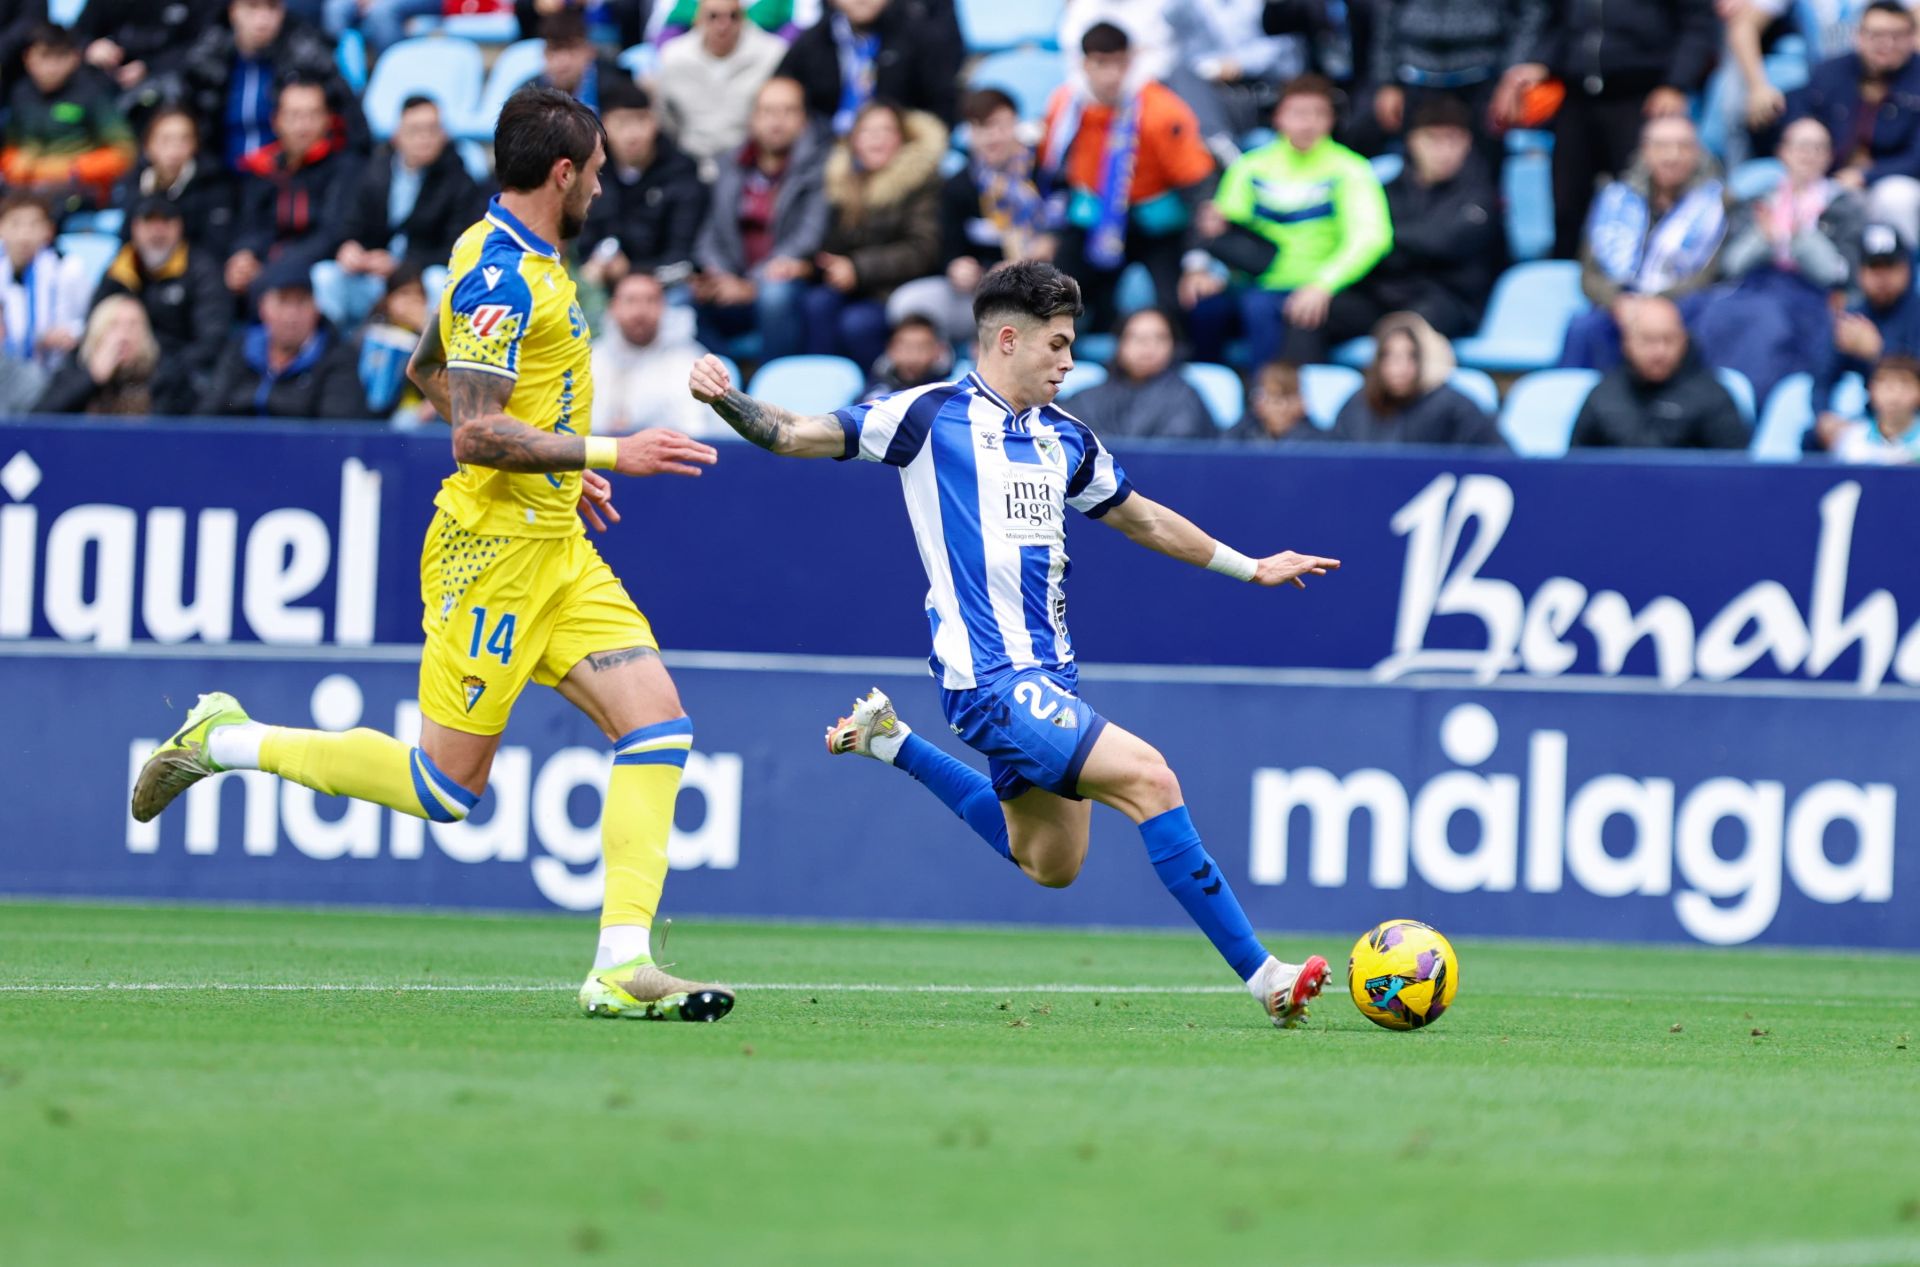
[1589,177,1728,296]
[1041,86,1141,271]
[830,12,880,135]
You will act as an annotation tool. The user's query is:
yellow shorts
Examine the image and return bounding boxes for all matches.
[418,509,657,735]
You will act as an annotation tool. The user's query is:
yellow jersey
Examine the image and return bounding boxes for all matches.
[436,197,595,538]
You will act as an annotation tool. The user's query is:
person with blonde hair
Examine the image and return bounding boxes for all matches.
[31,294,161,415]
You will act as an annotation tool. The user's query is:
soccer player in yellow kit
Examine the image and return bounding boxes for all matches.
[131,87,735,1022]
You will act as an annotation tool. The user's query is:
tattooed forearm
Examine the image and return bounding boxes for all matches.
[708,389,848,458]
[712,389,796,451]
[447,368,586,472]
[407,321,453,419]
[585,646,660,672]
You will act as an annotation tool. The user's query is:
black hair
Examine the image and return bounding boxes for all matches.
[274,69,331,109]
[599,73,651,115]
[1081,21,1128,56]
[1408,93,1472,134]
[1279,73,1338,107]
[494,85,604,192]
[539,9,590,46]
[25,22,76,54]
[0,191,54,224]
[973,261,1083,331]
[963,88,1018,125]
[142,103,201,142]
[1866,0,1915,21]
[399,94,440,116]
[890,313,940,339]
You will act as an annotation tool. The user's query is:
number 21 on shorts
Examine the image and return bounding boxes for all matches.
[1013,679,1070,721]
[468,606,517,666]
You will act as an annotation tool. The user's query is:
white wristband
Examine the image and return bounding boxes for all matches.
[584,436,619,470]
[1206,542,1258,582]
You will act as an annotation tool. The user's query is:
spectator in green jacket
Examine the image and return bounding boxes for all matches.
[1185,74,1392,367]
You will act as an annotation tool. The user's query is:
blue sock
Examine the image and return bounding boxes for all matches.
[1140,806,1270,981]
[894,734,1014,863]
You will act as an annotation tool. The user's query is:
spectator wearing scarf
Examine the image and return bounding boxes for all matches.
[1559,114,1729,372]
[1039,21,1217,332]
[776,0,962,131]
[889,88,1054,345]
[1692,117,1865,408]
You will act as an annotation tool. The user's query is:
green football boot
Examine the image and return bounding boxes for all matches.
[580,955,736,1022]
[130,692,251,823]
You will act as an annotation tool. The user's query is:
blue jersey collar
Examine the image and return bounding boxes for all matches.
[485,196,558,259]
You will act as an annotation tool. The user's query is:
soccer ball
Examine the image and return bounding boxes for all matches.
[1347,920,1459,1030]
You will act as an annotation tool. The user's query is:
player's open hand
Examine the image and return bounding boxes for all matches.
[578,469,620,532]
[615,428,720,478]
[1254,551,1341,589]
[688,354,736,404]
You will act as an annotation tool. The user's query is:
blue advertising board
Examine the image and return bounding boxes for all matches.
[2,419,1916,948]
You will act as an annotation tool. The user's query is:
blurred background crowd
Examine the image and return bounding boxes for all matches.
[1,0,1917,463]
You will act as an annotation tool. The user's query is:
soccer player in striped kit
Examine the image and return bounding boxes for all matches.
[689,261,1342,1027]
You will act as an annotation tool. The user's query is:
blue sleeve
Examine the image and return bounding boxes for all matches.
[443,260,534,380]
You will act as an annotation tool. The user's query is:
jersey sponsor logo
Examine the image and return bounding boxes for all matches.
[994,466,1066,547]
[468,304,513,339]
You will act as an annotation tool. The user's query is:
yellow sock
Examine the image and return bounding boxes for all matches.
[601,718,694,928]
[259,727,478,822]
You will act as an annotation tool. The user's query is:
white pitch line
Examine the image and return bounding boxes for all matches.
[1516,1238,1920,1267]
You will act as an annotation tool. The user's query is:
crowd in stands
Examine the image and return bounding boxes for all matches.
[2,0,1920,463]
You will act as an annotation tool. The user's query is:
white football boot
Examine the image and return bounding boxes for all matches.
[1249,954,1331,1029]
[825,687,909,762]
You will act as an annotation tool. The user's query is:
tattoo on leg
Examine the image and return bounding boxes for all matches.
[586,647,660,672]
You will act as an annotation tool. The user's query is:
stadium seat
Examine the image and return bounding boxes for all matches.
[1453,260,1588,372]
[1715,367,1757,424]
[55,232,119,292]
[1181,362,1245,428]
[466,39,547,140]
[1369,153,1403,185]
[363,36,485,139]
[747,355,865,414]
[1059,362,1108,397]
[969,48,1067,122]
[1831,371,1867,417]
[336,29,369,94]
[1330,337,1373,367]
[1729,158,1784,201]
[1751,372,1814,461]
[1075,333,1115,365]
[958,0,1063,51]
[618,43,657,80]
[1499,368,1599,456]
[1114,264,1156,315]
[60,208,123,236]
[1449,367,1500,414]
[456,140,491,184]
[1300,364,1362,429]
[1503,146,1555,261]
[436,12,521,43]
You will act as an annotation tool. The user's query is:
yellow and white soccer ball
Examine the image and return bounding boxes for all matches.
[1347,919,1459,1031]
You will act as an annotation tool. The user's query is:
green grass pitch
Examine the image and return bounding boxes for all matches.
[2,901,1917,1267]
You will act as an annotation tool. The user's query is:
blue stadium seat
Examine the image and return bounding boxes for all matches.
[336,29,369,94]
[456,140,491,184]
[748,355,865,414]
[1831,371,1867,418]
[1058,362,1108,397]
[436,12,521,43]
[56,232,120,292]
[958,0,1063,51]
[1369,153,1403,185]
[1181,363,1245,428]
[1075,333,1115,365]
[363,36,485,139]
[466,39,547,140]
[618,43,657,80]
[969,48,1067,122]
[1330,337,1373,367]
[1114,263,1156,315]
[1453,260,1588,372]
[60,208,123,236]
[1503,145,1555,261]
[1751,372,1814,461]
[1729,158,1784,201]
[1449,367,1500,414]
[1500,368,1600,456]
[1715,366,1757,424]
[1300,364,1362,429]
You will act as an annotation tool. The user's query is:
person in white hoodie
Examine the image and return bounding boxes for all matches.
[591,271,722,437]
[655,0,788,174]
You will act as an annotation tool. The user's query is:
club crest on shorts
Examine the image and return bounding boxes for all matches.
[461,675,487,713]
[1051,710,1078,728]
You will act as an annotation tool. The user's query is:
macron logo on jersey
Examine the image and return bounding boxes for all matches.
[469,304,512,339]
[481,265,503,290]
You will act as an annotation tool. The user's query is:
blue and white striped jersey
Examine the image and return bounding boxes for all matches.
[832,373,1134,690]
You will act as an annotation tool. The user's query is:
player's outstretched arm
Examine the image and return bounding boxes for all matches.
[689,354,848,458]
[406,318,454,420]
[444,367,718,477]
[1099,492,1341,590]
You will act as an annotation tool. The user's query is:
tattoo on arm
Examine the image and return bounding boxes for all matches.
[408,321,452,417]
[709,389,845,458]
[447,368,587,473]
[585,646,659,672]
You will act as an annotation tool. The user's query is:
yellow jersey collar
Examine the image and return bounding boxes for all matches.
[485,196,558,259]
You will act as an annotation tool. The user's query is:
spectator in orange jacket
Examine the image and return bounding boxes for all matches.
[0,23,135,211]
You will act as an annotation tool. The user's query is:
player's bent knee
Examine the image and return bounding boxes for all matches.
[1131,760,1183,816]
[612,715,695,771]
[410,745,481,823]
[1028,857,1082,888]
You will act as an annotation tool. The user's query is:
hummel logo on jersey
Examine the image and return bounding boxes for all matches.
[482,265,503,290]
[469,304,511,338]
[978,431,1000,449]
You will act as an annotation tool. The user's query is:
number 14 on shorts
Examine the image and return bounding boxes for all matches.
[468,606,518,666]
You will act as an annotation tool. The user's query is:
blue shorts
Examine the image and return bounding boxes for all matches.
[941,668,1110,801]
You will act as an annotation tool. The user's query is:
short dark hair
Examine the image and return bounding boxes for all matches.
[1114,306,1173,343]
[1081,21,1129,56]
[129,194,184,223]
[1873,353,1920,382]
[274,70,330,109]
[599,73,651,115]
[890,313,940,340]
[400,94,440,117]
[1865,0,1915,23]
[1280,73,1338,108]
[143,104,201,144]
[0,191,54,224]
[1409,93,1472,134]
[24,22,76,54]
[973,261,1083,332]
[494,85,604,192]
[963,87,1018,126]
[540,9,589,46]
